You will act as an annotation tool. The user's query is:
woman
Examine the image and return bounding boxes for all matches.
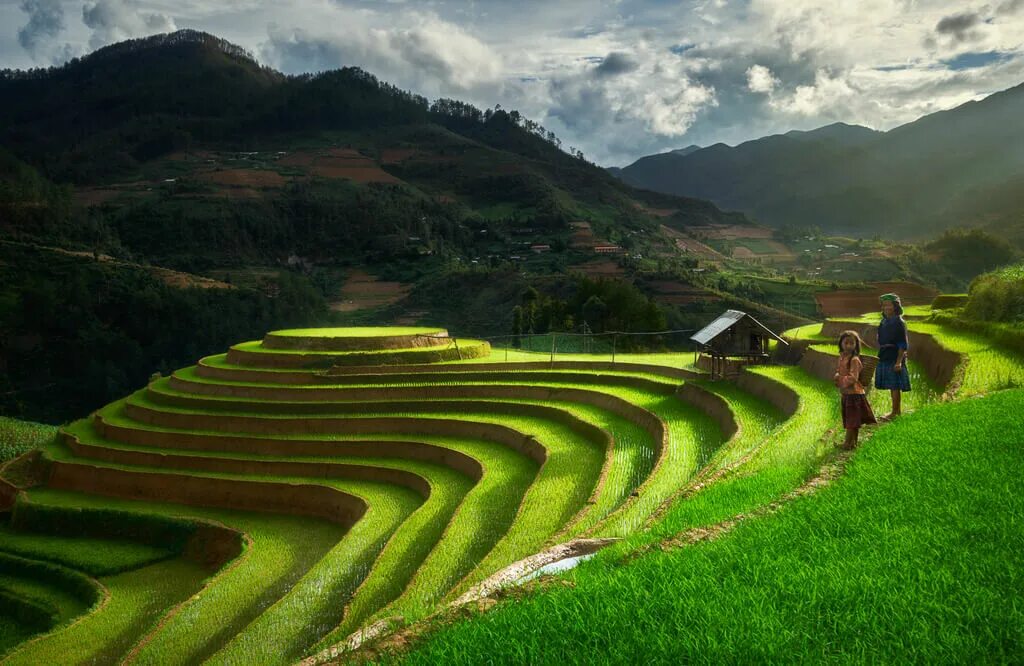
[875,292,911,420]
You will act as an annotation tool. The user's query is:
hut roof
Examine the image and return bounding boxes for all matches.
[690,309,788,346]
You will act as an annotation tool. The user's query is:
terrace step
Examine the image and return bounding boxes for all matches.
[225,339,491,369]
[262,327,451,352]
[94,404,549,465]
[20,325,773,661]
[184,367,680,393]
[45,458,371,528]
[61,427,443,499]
[196,356,698,384]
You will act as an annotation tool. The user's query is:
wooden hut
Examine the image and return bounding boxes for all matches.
[691,310,788,379]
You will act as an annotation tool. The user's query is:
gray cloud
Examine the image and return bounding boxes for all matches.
[997,0,1024,15]
[261,12,503,96]
[16,0,64,61]
[594,52,639,77]
[82,0,176,50]
[935,12,983,42]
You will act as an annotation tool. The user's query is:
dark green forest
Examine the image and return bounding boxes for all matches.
[0,244,325,423]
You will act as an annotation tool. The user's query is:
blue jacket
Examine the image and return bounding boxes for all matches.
[877,316,908,362]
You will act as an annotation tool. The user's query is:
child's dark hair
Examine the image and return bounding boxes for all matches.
[838,330,862,357]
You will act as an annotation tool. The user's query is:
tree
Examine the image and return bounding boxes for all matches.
[582,295,608,332]
[511,305,524,347]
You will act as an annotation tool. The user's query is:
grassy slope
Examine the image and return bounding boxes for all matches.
[400,388,1024,664]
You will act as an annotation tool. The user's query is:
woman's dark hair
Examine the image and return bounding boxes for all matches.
[838,330,862,357]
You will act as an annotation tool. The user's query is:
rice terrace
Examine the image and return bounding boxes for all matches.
[2,6,1024,665]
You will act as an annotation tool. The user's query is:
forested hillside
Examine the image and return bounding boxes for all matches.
[0,30,761,423]
[613,85,1024,241]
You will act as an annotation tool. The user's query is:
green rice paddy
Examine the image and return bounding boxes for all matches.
[269,327,446,338]
[2,319,1019,663]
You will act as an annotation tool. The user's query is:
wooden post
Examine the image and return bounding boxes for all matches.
[550,334,557,365]
[612,334,617,364]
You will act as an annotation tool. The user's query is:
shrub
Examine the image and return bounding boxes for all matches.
[964,262,1024,323]
[930,294,967,310]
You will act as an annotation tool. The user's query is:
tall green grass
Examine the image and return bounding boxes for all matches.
[0,526,174,576]
[9,488,341,666]
[2,540,210,666]
[399,389,1024,664]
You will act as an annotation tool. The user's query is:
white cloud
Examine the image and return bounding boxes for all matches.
[82,0,176,50]
[768,68,856,116]
[260,7,503,96]
[543,41,718,160]
[746,64,778,94]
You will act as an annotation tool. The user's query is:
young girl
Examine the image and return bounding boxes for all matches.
[875,292,911,420]
[835,330,877,450]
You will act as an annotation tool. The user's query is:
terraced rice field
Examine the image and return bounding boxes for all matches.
[2,312,1011,663]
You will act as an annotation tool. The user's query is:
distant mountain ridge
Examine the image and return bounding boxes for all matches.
[612,85,1024,241]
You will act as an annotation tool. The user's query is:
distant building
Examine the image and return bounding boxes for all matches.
[594,245,623,254]
[691,310,787,379]
[530,244,551,253]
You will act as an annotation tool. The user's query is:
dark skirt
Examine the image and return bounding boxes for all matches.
[842,394,877,429]
[875,360,912,391]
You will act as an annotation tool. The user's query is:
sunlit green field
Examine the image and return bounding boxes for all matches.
[2,314,1020,664]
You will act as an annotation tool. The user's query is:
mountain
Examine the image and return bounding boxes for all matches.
[612,85,1024,241]
[670,144,703,156]
[0,30,748,266]
[783,122,880,146]
[1,31,784,422]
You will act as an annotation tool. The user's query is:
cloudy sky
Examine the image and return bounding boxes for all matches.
[3,0,1024,165]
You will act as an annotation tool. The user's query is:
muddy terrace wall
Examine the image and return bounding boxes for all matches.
[798,348,841,385]
[177,371,678,397]
[144,385,670,470]
[129,395,612,452]
[89,418,488,479]
[62,432,436,498]
[734,369,800,417]
[46,461,368,527]
[196,360,698,385]
[676,384,738,441]
[98,411,549,465]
